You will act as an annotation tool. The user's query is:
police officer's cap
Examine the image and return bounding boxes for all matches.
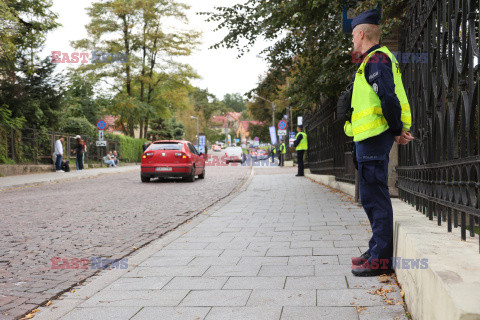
[297,124,303,128]
[351,9,381,30]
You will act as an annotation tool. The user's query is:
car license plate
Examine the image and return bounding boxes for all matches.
[156,167,171,172]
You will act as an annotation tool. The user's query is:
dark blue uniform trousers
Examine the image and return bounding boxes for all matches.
[356,130,394,265]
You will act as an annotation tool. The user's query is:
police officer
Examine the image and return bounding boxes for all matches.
[294,125,308,176]
[271,145,276,163]
[344,9,414,277]
[279,139,286,167]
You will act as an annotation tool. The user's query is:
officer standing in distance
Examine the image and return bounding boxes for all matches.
[279,139,286,167]
[270,144,276,163]
[344,9,414,277]
[294,125,308,176]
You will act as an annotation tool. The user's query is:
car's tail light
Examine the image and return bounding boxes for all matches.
[142,152,154,159]
[175,152,187,159]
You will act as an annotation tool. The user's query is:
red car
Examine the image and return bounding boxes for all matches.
[141,140,206,182]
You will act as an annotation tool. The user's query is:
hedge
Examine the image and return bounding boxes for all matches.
[108,134,146,163]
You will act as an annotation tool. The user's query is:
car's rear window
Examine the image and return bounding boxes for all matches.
[149,143,183,151]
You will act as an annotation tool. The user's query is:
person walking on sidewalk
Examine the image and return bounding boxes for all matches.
[54,136,64,172]
[344,9,414,277]
[294,125,308,176]
[279,139,286,167]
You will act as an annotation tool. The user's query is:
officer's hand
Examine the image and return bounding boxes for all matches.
[395,131,414,145]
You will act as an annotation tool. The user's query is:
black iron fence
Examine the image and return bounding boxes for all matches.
[397,0,480,252]
[303,99,355,183]
[2,127,118,165]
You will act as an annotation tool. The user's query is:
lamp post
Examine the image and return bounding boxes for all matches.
[190,116,199,149]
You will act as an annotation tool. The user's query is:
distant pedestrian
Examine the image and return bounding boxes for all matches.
[55,136,65,172]
[74,136,84,171]
[279,140,286,167]
[294,125,308,176]
[143,142,149,152]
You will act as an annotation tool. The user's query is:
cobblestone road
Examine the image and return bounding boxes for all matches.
[0,166,250,319]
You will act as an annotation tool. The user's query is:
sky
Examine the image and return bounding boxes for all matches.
[43,0,271,100]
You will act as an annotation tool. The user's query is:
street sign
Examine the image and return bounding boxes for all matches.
[97,119,107,130]
[278,129,287,136]
[289,132,295,140]
[278,120,287,130]
[96,141,107,147]
[297,116,303,126]
[98,131,105,141]
[254,137,259,141]
[289,138,295,147]
[199,135,206,146]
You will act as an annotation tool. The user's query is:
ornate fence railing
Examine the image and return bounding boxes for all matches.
[397,0,480,252]
[303,100,355,183]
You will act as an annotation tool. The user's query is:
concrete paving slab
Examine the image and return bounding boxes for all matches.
[222,277,286,290]
[131,307,211,320]
[60,306,141,320]
[205,307,281,320]
[179,290,251,307]
[246,289,316,306]
[281,306,359,320]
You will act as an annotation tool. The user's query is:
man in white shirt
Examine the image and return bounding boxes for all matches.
[55,136,64,172]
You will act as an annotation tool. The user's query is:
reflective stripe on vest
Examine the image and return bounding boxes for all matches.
[296,132,308,151]
[344,46,412,141]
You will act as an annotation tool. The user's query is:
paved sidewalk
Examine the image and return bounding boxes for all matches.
[34,171,407,320]
[0,166,139,191]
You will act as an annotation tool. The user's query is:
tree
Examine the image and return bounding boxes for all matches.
[0,0,60,129]
[0,58,63,129]
[248,122,270,143]
[208,0,408,110]
[73,0,200,137]
[223,93,246,112]
[148,116,185,140]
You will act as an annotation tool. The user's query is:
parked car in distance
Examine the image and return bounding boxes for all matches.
[212,145,221,152]
[225,147,244,164]
[251,148,268,161]
[141,140,205,183]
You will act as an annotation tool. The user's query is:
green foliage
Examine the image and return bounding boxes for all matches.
[223,93,247,112]
[61,72,108,124]
[148,117,185,140]
[0,57,64,130]
[208,0,409,110]
[108,134,146,162]
[248,122,270,143]
[59,117,96,138]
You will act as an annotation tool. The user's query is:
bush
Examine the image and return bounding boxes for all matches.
[59,117,96,137]
[108,134,146,163]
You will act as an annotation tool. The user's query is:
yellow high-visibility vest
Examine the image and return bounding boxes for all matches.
[280,143,286,154]
[344,46,412,141]
[295,132,308,151]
